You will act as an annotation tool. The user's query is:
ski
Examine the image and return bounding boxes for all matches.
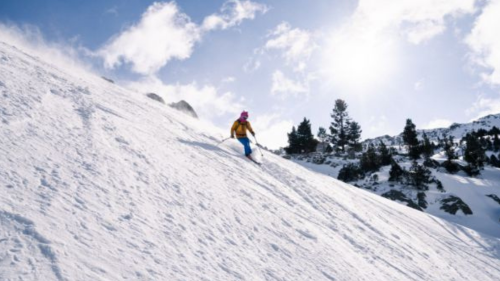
[246,155,261,166]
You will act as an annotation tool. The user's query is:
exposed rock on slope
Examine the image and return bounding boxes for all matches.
[169,100,198,118]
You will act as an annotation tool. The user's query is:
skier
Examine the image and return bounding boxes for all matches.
[230,111,256,160]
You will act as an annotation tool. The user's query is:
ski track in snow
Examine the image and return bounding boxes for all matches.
[1,41,500,280]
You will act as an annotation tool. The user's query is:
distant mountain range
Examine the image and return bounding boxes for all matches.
[364,114,500,146]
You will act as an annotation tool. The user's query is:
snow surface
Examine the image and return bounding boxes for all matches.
[295,154,500,238]
[1,40,500,281]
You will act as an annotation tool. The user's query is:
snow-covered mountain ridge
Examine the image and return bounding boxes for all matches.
[365,114,500,146]
[1,40,500,281]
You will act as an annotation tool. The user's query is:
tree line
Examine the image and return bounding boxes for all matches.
[285,99,362,154]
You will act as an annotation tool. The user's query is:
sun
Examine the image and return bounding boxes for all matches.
[320,28,399,94]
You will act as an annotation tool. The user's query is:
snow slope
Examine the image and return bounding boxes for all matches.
[1,41,500,281]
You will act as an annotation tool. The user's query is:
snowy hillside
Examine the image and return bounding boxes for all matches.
[295,154,500,238]
[291,115,500,238]
[1,40,500,281]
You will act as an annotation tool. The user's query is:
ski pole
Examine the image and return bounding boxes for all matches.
[216,137,231,146]
[253,135,264,157]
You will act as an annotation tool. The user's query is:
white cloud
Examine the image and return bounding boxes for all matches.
[265,22,317,72]
[355,0,475,44]
[466,0,500,86]
[404,21,447,45]
[126,76,244,118]
[423,119,453,129]
[252,113,293,149]
[0,23,92,74]
[98,2,200,75]
[202,0,268,31]
[466,95,500,120]
[271,70,308,99]
[98,1,267,75]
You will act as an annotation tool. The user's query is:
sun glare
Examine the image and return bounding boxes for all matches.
[321,30,399,94]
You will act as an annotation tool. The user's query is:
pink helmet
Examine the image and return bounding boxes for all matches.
[240,111,249,119]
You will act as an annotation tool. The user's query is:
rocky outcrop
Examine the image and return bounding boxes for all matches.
[440,196,473,215]
[169,100,198,119]
[382,190,423,211]
[101,76,115,84]
[146,93,165,104]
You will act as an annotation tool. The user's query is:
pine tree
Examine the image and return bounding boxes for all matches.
[479,136,490,151]
[494,133,500,152]
[296,117,318,153]
[377,141,392,166]
[489,126,500,135]
[338,163,363,182]
[477,129,488,138]
[317,127,328,143]
[402,119,418,146]
[360,143,379,173]
[436,136,442,149]
[285,126,298,154]
[286,118,318,154]
[485,137,493,151]
[444,134,457,161]
[463,133,486,175]
[490,154,500,168]
[421,132,434,159]
[402,119,420,159]
[389,160,404,182]
[316,126,331,152]
[347,121,362,152]
[439,134,459,173]
[329,99,350,152]
[407,161,431,190]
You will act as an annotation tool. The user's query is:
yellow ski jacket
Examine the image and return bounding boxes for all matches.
[231,120,255,139]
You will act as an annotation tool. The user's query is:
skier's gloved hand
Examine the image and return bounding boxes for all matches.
[230,135,235,139]
[251,132,255,136]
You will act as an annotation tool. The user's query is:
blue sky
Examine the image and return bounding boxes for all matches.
[1,0,500,149]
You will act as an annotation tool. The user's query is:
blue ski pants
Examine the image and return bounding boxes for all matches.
[238,137,252,156]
